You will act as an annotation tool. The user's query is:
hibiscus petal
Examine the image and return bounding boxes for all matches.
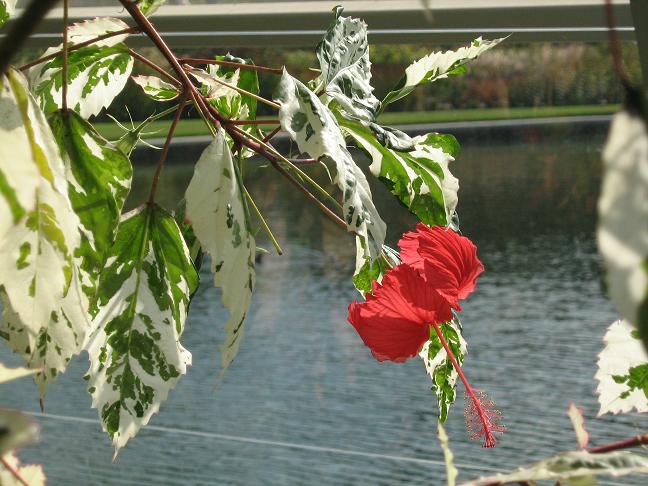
[399,223,484,307]
[347,265,453,362]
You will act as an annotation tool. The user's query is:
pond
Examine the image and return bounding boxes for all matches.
[1,118,644,485]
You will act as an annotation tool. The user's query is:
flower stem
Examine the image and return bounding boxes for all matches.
[430,320,498,448]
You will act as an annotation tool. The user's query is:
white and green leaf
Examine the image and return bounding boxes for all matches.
[0,69,88,397]
[0,0,16,27]
[86,204,199,453]
[29,44,133,119]
[340,116,459,226]
[352,238,399,295]
[275,71,386,262]
[420,318,467,423]
[0,409,38,455]
[595,319,648,415]
[185,129,255,373]
[49,110,133,306]
[597,105,648,343]
[137,0,166,16]
[67,17,132,47]
[315,7,379,122]
[461,450,648,486]
[0,362,38,384]
[188,63,253,120]
[382,37,504,109]
[132,75,180,102]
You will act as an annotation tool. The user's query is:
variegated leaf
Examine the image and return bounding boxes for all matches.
[275,71,386,262]
[597,106,648,342]
[49,110,132,306]
[420,317,467,423]
[595,319,648,415]
[0,0,16,27]
[316,7,379,122]
[0,452,45,486]
[86,204,199,452]
[0,69,88,397]
[185,130,255,372]
[0,362,38,384]
[352,238,399,294]
[0,409,38,455]
[67,17,132,47]
[0,70,40,243]
[132,75,179,102]
[189,64,251,120]
[461,450,648,486]
[382,37,504,109]
[340,116,459,226]
[29,44,133,119]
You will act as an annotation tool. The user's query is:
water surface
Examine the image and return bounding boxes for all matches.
[2,120,645,485]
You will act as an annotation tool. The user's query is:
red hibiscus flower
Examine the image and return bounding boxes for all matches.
[399,223,484,310]
[348,264,453,362]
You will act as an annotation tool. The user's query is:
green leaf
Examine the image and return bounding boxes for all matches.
[382,37,504,110]
[29,44,133,119]
[315,7,379,122]
[67,17,132,47]
[132,75,180,102]
[597,104,648,347]
[352,239,399,294]
[596,319,648,415]
[0,69,88,397]
[461,450,648,486]
[185,130,256,373]
[420,318,466,423]
[275,71,386,263]
[137,0,166,16]
[86,203,199,453]
[339,116,458,226]
[49,110,132,307]
[0,0,16,27]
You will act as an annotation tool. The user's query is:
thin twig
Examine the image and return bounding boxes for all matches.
[19,27,139,71]
[0,456,29,486]
[228,119,279,126]
[263,126,282,143]
[244,186,283,255]
[62,0,69,112]
[587,432,648,454]
[147,92,188,203]
[129,48,181,86]
[179,57,284,75]
[0,0,60,75]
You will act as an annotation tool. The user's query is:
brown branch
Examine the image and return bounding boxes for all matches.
[605,0,630,87]
[263,126,282,143]
[19,27,140,71]
[228,119,279,126]
[0,0,61,75]
[148,92,188,203]
[179,57,283,75]
[587,432,648,454]
[128,48,181,86]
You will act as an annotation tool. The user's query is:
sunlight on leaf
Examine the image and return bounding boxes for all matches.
[0,363,38,384]
[596,319,648,415]
[567,402,590,449]
[0,451,45,486]
[67,17,132,47]
[438,423,458,486]
[132,75,180,102]
[0,0,16,27]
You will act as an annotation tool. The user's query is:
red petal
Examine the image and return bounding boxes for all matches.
[347,265,453,362]
[399,223,484,307]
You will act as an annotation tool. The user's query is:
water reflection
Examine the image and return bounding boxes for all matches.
[2,121,643,485]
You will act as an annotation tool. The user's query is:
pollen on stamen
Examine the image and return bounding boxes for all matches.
[464,389,506,448]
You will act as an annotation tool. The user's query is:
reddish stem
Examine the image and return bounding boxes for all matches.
[128,48,181,86]
[587,432,648,454]
[19,27,140,71]
[605,0,630,87]
[430,320,499,448]
[263,126,282,143]
[228,119,279,126]
[179,57,283,75]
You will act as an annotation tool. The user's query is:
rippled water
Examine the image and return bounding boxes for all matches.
[2,120,646,485]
